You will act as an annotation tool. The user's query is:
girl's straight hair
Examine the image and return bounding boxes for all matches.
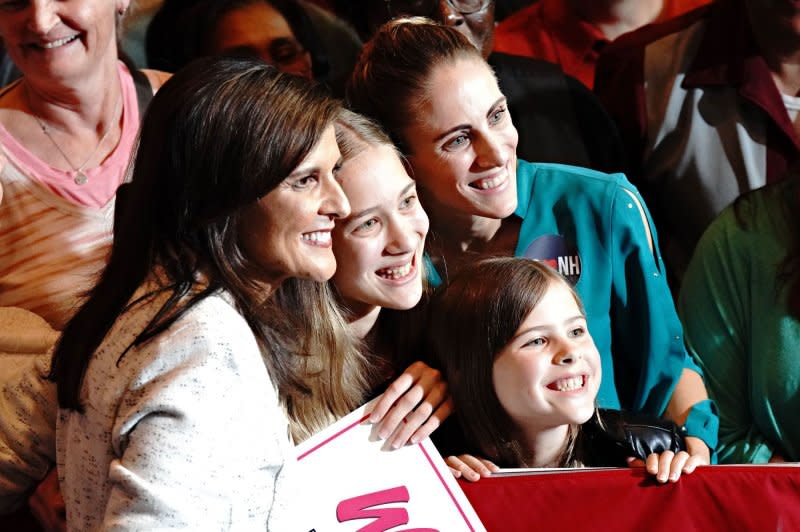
[428,257,586,466]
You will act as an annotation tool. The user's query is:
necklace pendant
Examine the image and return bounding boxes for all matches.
[74,172,88,185]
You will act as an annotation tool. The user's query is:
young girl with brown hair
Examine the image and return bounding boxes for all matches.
[429,257,697,483]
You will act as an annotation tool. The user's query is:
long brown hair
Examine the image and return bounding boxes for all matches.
[428,257,586,467]
[267,278,374,442]
[50,57,366,439]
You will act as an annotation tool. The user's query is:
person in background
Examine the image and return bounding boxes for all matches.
[0,0,167,330]
[331,109,452,450]
[1,56,367,528]
[335,0,627,173]
[0,0,167,525]
[679,169,800,464]
[595,0,800,287]
[347,18,717,464]
[146,0,360,94]
[184,0,320,80]
[494,0,710,89]
[430,257,697,483]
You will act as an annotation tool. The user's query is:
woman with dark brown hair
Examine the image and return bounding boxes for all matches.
[347,17,717,465]
[0,56,367,528]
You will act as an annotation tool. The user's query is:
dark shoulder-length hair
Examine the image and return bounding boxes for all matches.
[50,56,340,411]
[346,17,484,153]
[428,257,585,467]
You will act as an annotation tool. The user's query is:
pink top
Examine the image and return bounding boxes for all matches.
[0,62,139,209]
[0,62,142,328]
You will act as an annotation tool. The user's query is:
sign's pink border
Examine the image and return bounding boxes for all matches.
[297,414,476,530]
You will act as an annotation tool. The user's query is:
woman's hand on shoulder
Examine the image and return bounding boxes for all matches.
[446,454,499,482]
[368,361,453,449]
[628,436,708,483]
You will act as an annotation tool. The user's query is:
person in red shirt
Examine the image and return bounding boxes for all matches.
[494,0,711,88]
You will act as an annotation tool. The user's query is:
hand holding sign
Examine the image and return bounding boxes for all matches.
[295,400,485,531]
[369,361,454,449]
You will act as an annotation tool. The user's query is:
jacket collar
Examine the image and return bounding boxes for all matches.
[683,0,798,149]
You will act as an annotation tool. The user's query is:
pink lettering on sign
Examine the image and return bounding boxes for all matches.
[336,485,438,532]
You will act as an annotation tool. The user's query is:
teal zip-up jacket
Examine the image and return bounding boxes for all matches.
[428,161,718,451]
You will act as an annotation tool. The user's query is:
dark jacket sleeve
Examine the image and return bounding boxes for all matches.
[580,409,686,467]
[564,74,628,174]
[594,37,648,182]
[491,52,626,173]
[594,6,714,183]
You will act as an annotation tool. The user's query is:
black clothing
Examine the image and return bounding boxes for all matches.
[432,408,686,466]
[581,409,686,466]
[489,52,627,174]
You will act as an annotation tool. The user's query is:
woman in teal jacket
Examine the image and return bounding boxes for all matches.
[347,17,717,462]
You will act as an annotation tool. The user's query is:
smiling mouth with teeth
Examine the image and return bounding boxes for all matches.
[376,259,415,281]
[35,35,80,49]
[546,375,587,392]
[301,230,331,247]
[470,174,507,190]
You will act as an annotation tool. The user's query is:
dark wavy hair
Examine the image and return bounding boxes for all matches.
[49,57,343,412]
[428,257,586,467]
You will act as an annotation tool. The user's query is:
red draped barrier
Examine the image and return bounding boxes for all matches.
[461,466,800,531]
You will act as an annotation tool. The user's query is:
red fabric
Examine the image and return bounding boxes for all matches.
[595,0,800,184]
[593,5,713,178]
[461,466,800,531]
[493,0,711,89]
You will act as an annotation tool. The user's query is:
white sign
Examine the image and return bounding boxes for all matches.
[295,401,485,531]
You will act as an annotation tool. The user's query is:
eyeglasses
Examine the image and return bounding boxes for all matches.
[384,0,492,17]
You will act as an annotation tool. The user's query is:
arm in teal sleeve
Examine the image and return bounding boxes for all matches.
[678,210,773,464]
[678,354,720,455]
[608,181,691,418]
[683,399,719,463]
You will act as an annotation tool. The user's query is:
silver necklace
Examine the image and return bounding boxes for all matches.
[27,90,122,186]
